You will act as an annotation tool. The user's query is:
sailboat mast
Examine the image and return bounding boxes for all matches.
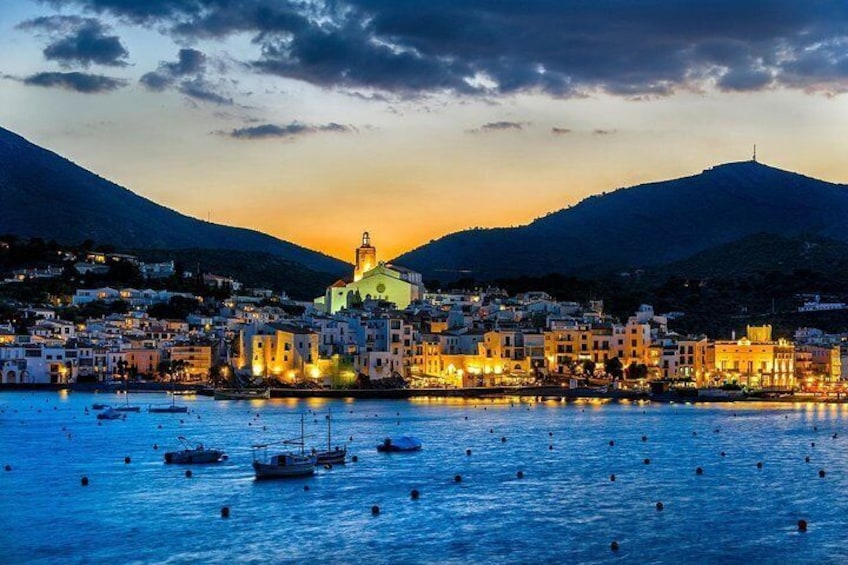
[327,409,331,451]
[301,413,305,456]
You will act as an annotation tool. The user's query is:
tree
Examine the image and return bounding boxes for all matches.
[582,359,596,377]
[605,357,624,380]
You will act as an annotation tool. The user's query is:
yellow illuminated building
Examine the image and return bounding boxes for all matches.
[316,232,425,314]
[250,323,320,382]
[712,325,795,389]
[353,231,377,282]
[168,345,212,381]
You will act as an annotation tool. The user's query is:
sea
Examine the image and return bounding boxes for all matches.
[2,391,847,564]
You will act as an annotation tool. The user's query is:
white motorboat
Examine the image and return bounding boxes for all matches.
[96,407,125,420]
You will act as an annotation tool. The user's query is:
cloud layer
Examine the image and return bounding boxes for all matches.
[23,71,126,92]
[226,122,355,140]
[36,0,848,98]
[18,15,128,67]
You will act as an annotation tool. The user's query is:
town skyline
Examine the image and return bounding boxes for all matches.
[3,1,848,259]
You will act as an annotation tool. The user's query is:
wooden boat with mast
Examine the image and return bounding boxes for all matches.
[312,408,347,465]
[252,414,316,479]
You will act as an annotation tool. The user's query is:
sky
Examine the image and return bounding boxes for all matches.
[2,1,848,262]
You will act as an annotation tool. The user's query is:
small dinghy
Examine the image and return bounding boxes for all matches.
[164,436,225,464]
[377,436,423,453]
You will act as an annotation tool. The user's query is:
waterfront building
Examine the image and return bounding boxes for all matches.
[712,325,795,389]
[246,322,319,382]
[167,345,214,381]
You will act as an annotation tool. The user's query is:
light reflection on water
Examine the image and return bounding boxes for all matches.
[2,392,847,564]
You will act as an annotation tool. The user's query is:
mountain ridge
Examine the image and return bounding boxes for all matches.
[0,126,349,277]
[393,160,848,281]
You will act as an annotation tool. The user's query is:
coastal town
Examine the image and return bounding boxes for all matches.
[0,233,844,396]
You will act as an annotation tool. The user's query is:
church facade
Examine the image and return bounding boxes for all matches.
[315,232,425,314]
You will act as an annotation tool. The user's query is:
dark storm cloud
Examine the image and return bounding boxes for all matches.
[140,48,207,91]
[40,0,848,96]
[140,48,233,105]
[18,15,128,67]
[227,122,355,139]
[22,71,126,92]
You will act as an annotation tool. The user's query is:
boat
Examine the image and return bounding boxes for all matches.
[377,436,423,453]
[96,407,125,420]
[312,409,347,465]
[214,388,270,400]
[149,378,189,413]
[164,436,225,464]
[114,385,141,412]
[252,414,316,479]
[91,403,108,410]
[149,404,189,413]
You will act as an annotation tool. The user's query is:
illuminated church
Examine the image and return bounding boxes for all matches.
[315,232,425,314]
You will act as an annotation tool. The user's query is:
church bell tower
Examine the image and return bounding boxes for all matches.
[353,231,377,282]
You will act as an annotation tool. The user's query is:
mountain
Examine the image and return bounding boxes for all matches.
[653,233,848,281]
[394,161,848,281]
[0,126,349,277]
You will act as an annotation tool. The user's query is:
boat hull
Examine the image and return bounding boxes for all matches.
[315,449,347,465]
[149,405,189,413]
[214,389,270,400]
[114,406,141,412]
[253,454,316,479]
[164,449,224,464]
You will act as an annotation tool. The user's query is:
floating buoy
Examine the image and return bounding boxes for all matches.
[819,469,826,478]
[812,442,816,447]
[805,456,810,463]
[371,505,380,515]
[466,449,472,456]
[644,458,651,465]
[464,416,468,420]
[642,435,648,442]
[814,426,818,431]
[798,519,807,532]
[158,425,162,429]
[324,464,332,470]
[548,432,553,437]
[349,436,354,441]
[611,541,620,551]
[609,440,615,447]
[656,501,664,511]
[153,444,158,450]
[351,456,359,463]
[454,474,462,483]
[501,436,507,443]
[692,432,697,437]
[304,485,310,491]
[516,471,524,479]
[548,445,553,450]
[489,428,493,434]
[833,433,838,439]
[124,456,131,464]
[4,464,11,472]
[410,489,420,500]
[221,506,230,518]
[610,474,616,482]
[185,470,192,478]
[696,467,703,475]
[720,451,726,457]
[756,462,763,469]
[81,476,89,486]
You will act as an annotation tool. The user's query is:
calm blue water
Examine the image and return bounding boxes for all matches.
[2,392,847,564]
